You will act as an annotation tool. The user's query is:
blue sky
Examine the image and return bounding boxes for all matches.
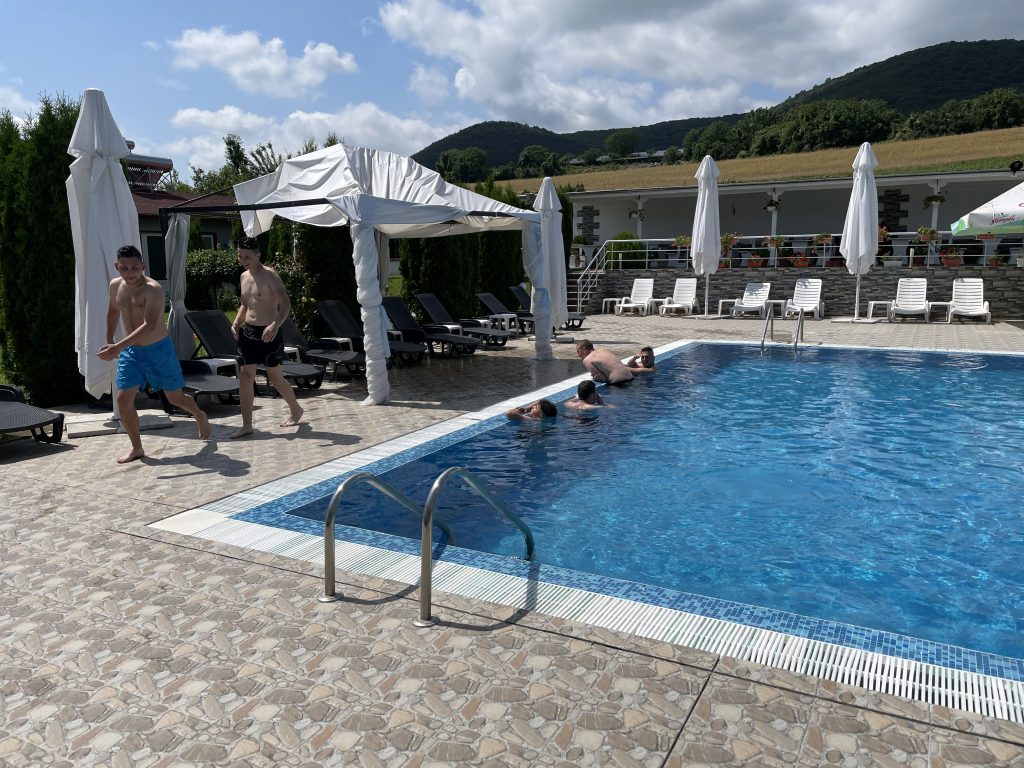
[2,1,1022,180]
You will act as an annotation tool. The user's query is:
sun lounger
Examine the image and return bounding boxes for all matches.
[719,282,771,318]
[508,284,586,329]
[659,278,698,316]
[314,300,427,366]
[476,292,534,334]
[615,278,655,316]
[782,278,824,320]
[381,297,480,357]
[155,360,241,415]
[185,310,325,389]
[415,293,511,346]
[946,278,991,323]
[888,278,930,322]
[280,318,367,379]
[0,384,64,444]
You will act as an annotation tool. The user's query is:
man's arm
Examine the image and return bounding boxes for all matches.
[231,273,250,338]
[261,268,291,342]
[104,279,121,345]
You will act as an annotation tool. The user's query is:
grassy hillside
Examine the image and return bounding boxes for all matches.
[780,39,1024,114]
[503,126,1024,193]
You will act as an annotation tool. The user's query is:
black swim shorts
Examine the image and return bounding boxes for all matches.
[238,323,286,367]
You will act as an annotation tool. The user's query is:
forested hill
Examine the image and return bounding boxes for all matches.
[779,39,1024,114]
[413,39,1024,170]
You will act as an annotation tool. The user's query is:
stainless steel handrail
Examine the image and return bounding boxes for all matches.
[319,471,455,603]
[793,308,805,349]
[761,311,774,348]
[415,466,535,627]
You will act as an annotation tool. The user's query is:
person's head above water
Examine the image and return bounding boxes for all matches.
[577,379,598,403]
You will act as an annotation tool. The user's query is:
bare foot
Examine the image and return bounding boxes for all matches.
[228,427,254,440]
[280,406,304,427]
[116,447,145,464]
[196,412,212,440]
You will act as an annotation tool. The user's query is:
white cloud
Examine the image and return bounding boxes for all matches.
[409,64,449,105]
[163,102,462,178]
[379,0,1024,131]
[143,40,160,51]
[0,85,36,120]
[169,27,358,98]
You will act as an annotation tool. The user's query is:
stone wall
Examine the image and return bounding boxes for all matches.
[590,267,1024,318]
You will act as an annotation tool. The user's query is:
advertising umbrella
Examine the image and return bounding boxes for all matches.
[839,142,879,320]
[950,180,1024,235]
[67,88,141,400]
[690,155,721,316]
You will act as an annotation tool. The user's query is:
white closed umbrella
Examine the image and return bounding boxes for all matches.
[691,155,721,316]
[839,142,879,320]
[531,177,568,350]
[164,212,194,358]
[67,88,141,400]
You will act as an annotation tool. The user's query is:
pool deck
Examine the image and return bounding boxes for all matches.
[2,313,1024,766]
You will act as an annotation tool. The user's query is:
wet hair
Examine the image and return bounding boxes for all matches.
[234,235,260,251]
[116,244,143,261]
[577,380,597,402]
[538,399,557,418]
[640,346,654,359]
[576,339,594,353]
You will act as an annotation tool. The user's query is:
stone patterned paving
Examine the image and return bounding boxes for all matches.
[2,313,1024,765]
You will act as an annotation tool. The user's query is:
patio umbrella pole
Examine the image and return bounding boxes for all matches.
[704,274,710,316]
[854,274,861,320]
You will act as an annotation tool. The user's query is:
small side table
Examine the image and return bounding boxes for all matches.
[486,313,519,334]
[646,298,667,315]
[717,299,737,316]
[602,297,623,314]
[867,300,892,320]
[766,299,787,318]
[928,301,952,323]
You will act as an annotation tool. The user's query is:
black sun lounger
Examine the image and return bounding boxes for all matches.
[509,284,587,329]
[155,359,241,415]
[381,297,480,357]
[475,292,535,335]
[414,293,511,347]
[314,300,427,366]
[280,317,365,380]
[185,310,325,389]
[0,385,64,444]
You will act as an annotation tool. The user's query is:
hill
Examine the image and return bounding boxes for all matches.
[779,39,1024,114]
[501,126,1024,194]
[413,40,1024,172]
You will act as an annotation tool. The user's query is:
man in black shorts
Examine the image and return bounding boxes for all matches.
[229,237,304,438]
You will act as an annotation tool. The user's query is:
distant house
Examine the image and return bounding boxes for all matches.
[125,152,236,284]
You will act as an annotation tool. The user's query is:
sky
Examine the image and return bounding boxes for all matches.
[2,0,1022,181]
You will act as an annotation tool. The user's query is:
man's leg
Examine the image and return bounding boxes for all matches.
[115,387,144,464]
[163,389,212,440]
[229,364,258,439]
[265,365,303,426]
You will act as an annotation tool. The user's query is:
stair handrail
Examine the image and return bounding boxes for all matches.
[415,466,535,627]
[319,471,455,603]
[575,242,607,314]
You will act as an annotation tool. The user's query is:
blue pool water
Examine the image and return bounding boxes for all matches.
[283,344,1024,659]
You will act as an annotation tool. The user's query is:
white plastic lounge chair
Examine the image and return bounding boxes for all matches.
[719,282,771,318]
[947,278,991,323]
[659,278,698,316]
[888,278,930,322]
[615,278,655,316]
[782,278,824,320]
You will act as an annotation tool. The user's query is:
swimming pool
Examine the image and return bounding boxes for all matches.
[223,342,1023,661]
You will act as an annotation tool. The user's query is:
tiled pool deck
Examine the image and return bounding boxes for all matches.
[2,313,1024,766]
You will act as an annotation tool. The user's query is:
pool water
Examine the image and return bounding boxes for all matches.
[288,343,1024,659]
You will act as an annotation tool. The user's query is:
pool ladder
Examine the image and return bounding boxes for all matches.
[318,467,535,628]
[761,306,805,350]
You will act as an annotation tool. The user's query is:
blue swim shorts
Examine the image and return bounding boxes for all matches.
[116,336,185,392]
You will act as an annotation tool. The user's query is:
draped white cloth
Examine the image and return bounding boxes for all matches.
[164,213,194,358]
[67,88,141,398]
[690,156,721,315]
[840,143,879,319]
[234,145,560,401]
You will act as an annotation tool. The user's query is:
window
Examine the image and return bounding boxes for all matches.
[145,235,167,280]
[201,234,215,249]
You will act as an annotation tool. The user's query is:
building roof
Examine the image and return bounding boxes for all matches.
[132,189,238,219]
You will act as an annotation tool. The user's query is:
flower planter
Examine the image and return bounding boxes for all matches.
[747,259,766,268]
[790,257,809,268]
[942,258,962,268]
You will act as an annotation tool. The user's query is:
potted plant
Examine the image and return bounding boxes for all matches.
[922,194,946,209]
[916,226,938,243]
[790,254,810,268]
[673,234,691,248]
[988,255,1005,267]
[747,247,769,268]
[762,235,785,248]
[721,232,739,252]
[777,246,794,267]
[878,225,890,243]
[763,197,780,213]
[814,232,832,246]
[940,246,961,267]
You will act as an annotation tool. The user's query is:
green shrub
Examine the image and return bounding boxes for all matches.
[185,249,240,312]
[606,230,643,269]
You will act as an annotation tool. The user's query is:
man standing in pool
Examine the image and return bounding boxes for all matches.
[98,245,211,464]
[564,380,606,411]
[229,236,304,438]
[627,346,657,373]
[575,339,633,385]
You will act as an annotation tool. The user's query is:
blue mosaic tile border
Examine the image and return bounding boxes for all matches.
[228,340,1024,683]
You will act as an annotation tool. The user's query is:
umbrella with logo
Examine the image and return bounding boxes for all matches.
[950,180,1024,235]
[690,155,721,316]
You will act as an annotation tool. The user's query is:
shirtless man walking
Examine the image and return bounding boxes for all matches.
[98,245,211,464]
[229,237,303,438]
[575,339,633,385]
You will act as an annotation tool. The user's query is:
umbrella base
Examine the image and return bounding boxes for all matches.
[831,317,883,324]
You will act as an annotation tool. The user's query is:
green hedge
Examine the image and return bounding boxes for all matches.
[184,248,241,312]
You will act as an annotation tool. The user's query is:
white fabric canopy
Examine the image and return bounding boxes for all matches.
[67,88,141,399]
[950,180,1024,235]
[840,142,879,320]
[234,144,562,403]
[690,155,721,316]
